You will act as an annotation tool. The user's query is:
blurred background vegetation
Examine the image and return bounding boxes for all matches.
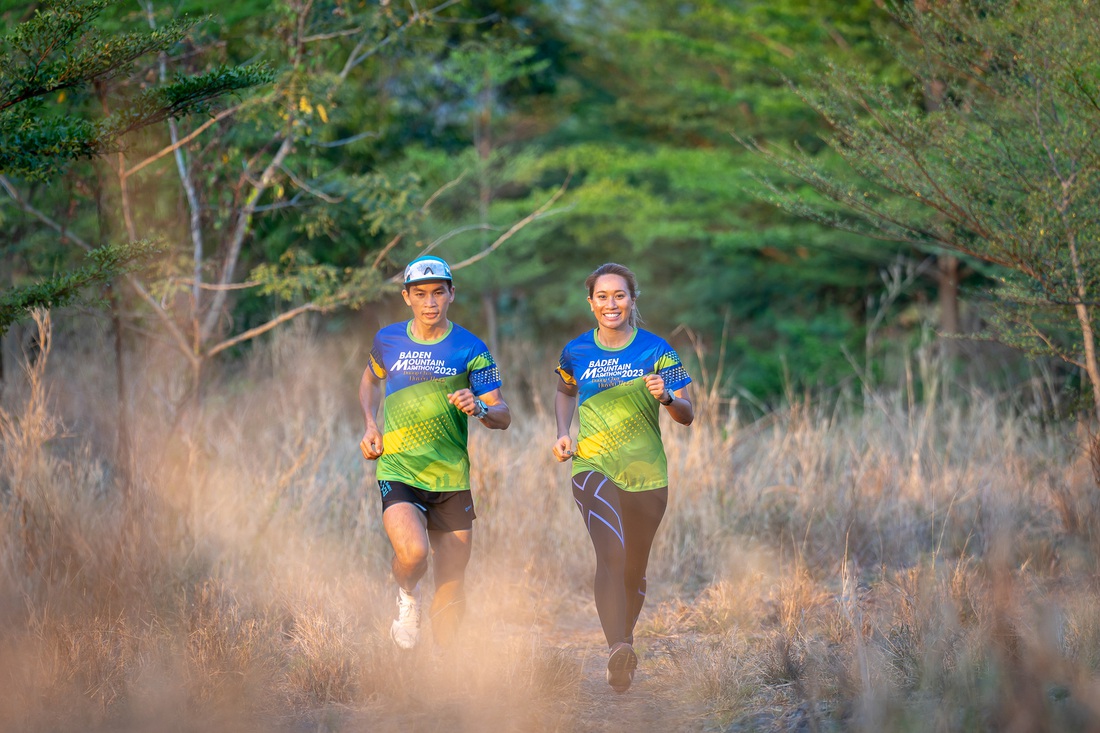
[4,0,1073,415]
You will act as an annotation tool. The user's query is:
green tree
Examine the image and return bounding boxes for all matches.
[0,0,267,333]
[0,0,269,484]
[446,0,910,399]
[0,0,265,181]
[750,0,1100,420]
[3,0,562,412]
[437,39,550,353]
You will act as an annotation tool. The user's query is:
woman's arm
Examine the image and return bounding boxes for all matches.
[663,384,694,426]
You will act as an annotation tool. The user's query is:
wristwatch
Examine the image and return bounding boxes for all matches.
[472,398,489,419]
[659,389,674,406]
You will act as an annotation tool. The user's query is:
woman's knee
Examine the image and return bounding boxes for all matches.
[594,546,628,575]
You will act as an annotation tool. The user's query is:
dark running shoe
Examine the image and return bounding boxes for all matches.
[606,642,638,693]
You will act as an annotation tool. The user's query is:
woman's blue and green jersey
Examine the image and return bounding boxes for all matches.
[556,328,692,492]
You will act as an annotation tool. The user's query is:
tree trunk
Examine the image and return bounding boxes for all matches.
[110,289,133,496]
[476,78,497,352]
[482,291,499,357]
[937,254,960,358]
[1074,305,1100,424]
[917,28,963,360]
[189,357,203,417]
[93,142,136,497]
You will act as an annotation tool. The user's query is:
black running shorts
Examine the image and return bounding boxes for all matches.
[378,480,477,532]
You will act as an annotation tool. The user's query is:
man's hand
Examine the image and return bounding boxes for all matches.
[360,426,384,460]
[446,388,479,415]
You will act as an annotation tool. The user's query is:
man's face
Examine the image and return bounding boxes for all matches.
[402,280,455,328]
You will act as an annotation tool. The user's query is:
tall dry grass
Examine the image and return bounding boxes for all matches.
[1,311,1099,731]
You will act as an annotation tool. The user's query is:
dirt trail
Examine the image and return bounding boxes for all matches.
[493,603,712,733]
[551,635,709,733]
[285,610,711,733]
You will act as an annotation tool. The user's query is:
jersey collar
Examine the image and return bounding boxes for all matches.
[593,327,637,351]
[406,320,453,344]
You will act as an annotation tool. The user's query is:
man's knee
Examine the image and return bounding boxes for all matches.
[393,543,429,572]
[429,529,472,579]
[383,503,430,569]
[431,548,471,584]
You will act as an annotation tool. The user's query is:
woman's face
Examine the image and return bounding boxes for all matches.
[588,274,634,331]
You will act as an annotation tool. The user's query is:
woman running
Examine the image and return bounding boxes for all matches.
[552,263,694,693]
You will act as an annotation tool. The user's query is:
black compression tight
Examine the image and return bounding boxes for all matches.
[571,471,668,648]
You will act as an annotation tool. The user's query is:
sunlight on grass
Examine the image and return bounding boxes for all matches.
[2,313,1100,731]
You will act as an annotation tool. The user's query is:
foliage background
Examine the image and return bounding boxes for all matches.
[2,0,1045,406]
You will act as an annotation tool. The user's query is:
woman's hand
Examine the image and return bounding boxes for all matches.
[643,373,670,403]
[553,435,575,462]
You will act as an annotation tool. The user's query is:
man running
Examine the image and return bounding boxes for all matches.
[359,255,511,649]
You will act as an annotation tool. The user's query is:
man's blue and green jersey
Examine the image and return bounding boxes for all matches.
[556,328,691,492]
[369,321,501,491]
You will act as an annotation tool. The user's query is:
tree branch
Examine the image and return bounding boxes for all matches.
[200,128,295,341]
[0,174,92,251]
[176,278,261,291]
[371,234,403,269]
[124,101,245,178]
[338,0,464,81]
[206,301,322,358]
[433,178,571,279]
[370,173,464,270]
[309,129,379,148]
[303,27,363,43]
[280,163,344,203]
[0,174,198,366]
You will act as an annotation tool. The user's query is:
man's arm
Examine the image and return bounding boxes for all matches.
[359,367,385,460]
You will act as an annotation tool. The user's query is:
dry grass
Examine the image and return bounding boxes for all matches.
[2,312,1100,731]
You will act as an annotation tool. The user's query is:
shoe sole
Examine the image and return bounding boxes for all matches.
[607,644,638,693]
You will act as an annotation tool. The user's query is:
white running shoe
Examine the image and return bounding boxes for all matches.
[390,584,422,649]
